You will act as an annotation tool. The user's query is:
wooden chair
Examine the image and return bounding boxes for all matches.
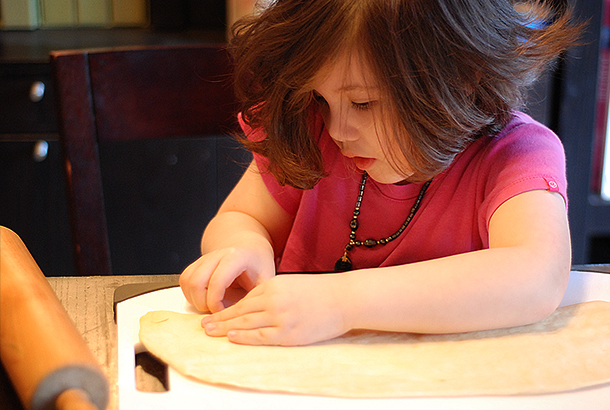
[50,44,240,276]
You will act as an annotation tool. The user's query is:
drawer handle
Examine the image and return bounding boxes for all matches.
[29,81,46,103]
[33,140,48,162]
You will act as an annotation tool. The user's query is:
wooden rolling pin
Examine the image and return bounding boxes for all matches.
[0,226,109,410]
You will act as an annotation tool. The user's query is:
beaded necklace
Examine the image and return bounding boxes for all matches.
[334,172,432,272]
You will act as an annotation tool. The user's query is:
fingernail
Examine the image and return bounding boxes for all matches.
[201,316,211,325]
[204,322,216,333]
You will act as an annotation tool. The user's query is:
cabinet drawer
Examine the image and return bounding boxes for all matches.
[0,140,74,276]
[0,64,57,135]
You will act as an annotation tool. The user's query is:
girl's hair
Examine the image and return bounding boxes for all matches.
[230,0,582,189]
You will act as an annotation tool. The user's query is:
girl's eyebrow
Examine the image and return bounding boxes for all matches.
[338,84,378,92]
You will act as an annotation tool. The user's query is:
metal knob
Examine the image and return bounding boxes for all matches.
[29,81,46,103]
[33,140,49,162]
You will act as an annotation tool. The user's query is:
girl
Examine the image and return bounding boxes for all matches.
[180,0,581,346]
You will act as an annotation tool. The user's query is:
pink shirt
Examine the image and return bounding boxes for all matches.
[244,111,567,272]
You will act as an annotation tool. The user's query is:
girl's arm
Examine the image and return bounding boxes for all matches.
[203,188,571,345]
[342,189,571,334]
[179,160,294,313]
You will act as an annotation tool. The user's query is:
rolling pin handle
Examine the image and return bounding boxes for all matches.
[55,388,99,410]
[30,365,109,410]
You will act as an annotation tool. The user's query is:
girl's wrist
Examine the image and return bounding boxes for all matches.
[333,272,360,334]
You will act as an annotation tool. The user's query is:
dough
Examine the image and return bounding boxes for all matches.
[139,301,610,398]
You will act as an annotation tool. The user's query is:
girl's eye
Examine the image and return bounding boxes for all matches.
[351,101,374,111]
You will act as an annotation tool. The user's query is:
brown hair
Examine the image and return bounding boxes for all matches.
[230,0,582,189]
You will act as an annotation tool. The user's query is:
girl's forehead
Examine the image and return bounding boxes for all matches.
[312,50,378,92]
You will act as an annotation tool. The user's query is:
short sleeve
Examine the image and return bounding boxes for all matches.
[479,119,568,230]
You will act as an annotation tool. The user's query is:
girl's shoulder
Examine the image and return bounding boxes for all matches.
[496,111,556,139]
[443,111,565,191]
[469,111,563,161]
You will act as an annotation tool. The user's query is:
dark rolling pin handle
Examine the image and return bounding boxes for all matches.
[32,365,108,410]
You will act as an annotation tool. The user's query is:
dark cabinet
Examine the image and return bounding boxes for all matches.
[0,140,73,276]
[0,56,71,275]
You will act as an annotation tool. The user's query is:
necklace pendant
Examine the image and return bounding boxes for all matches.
[334,255,353,272]
[333,172,431,271]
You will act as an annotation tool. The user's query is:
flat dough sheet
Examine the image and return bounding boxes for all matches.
[139,301,610,398]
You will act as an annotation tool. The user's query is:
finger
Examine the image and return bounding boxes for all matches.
[226,327,284,346]
[206,255,252,313]
[204,292,266,325]
[179,259,208,310]
[203,310,271,337]
[179,257,219,312]
[178,260,197,304]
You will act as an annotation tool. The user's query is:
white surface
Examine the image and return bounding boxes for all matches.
[117,270,610,409]
[601,79,610,201]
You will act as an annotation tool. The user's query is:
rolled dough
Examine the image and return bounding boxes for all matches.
[139,301,610,398]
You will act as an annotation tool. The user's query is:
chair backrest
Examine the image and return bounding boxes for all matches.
[51,44,239,276]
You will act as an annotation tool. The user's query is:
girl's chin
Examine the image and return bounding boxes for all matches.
[351,157,412,184]
[353,156,376,171]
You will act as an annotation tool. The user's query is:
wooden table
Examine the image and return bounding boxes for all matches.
[0,274,180,410]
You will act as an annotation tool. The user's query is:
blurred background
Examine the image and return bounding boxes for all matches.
[0,0,608,276]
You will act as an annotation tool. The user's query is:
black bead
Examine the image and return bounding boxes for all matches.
[364,238,377,248]
[350,218,359,230]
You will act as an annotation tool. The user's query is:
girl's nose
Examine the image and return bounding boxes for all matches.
[325,110,359,142]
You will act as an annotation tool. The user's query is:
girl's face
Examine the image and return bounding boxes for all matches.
[311,51,413,184]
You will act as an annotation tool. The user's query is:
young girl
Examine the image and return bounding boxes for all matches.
[180,0,581,346]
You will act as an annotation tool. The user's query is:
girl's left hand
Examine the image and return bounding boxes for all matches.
[201,274,348,346]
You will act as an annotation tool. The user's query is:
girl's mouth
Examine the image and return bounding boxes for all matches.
[353,156,376,170]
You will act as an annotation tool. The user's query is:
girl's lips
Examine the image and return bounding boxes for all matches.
[353,156,376,170]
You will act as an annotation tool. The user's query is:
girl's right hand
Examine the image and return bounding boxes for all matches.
[180,159,291,314]
[179,243,276,313]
